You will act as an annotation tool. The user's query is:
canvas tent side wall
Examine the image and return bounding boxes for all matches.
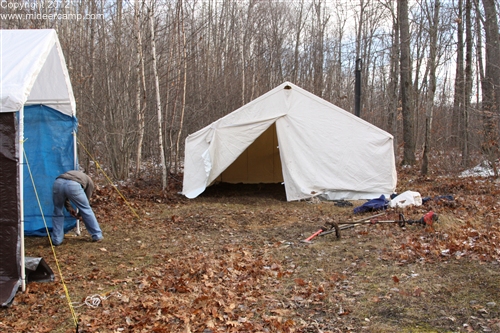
[182,82,397,201]
[0,29,78,306]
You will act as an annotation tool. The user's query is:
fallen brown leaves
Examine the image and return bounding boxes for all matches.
[1,167,499,333]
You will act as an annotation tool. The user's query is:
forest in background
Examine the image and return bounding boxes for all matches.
[2,0,500,187]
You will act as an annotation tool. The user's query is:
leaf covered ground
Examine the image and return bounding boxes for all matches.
[1,167,500,333]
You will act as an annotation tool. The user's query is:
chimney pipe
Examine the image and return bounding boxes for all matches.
[355,58,362,117]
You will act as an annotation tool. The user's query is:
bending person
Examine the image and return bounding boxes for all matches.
[52,170,103,246]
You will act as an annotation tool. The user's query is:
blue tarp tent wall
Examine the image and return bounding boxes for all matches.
[23,105,78,236]
[0,29,78,306]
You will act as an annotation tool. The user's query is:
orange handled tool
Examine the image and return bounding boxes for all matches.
[301,227,327,243]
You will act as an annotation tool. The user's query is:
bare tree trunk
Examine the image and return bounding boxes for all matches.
[169,0,182,173]
[241,39,245,106]
[134,0,147,177]
[386,1,399,156]
[355,0,365,61]
[399,0,416,166]
[452,0,464,150]
[475,0,485,97]
[89,1,96,103]
[292,1,306,84]
[148,1,168,189]
[354,0,366,118]
[411,10,426,143]
[175,0,187,175]
[481,0,500,175]
[421,0,440,175]
[462,0,473,167]
[85,0,97,173]
[312,0,328,97]
[167,31,177,171]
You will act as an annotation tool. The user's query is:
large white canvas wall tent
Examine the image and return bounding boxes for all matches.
[182,82,397,201]
[0,29,78,306]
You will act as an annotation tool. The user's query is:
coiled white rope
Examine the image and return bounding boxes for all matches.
[72,292,123,308]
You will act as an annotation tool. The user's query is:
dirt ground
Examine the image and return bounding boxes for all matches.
[1,168,499,333]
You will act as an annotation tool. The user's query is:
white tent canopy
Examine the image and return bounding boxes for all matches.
[0,29,77,305]
[1,29,75,115]
[182,82,397,201]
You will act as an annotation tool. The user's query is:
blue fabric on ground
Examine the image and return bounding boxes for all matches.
[422,195,454,204]
[353,195,388,214]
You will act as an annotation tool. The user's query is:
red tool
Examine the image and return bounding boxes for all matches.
[422,211,438,226]
[301,227,327,243]
[302,213,385,243]
[375,211,439,227]
[301,211,438,243]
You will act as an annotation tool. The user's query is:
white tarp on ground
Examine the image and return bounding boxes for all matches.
[182,82,397,202]
[1,29,75,115]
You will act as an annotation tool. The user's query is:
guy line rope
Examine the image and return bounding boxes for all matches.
[22,138,139,332]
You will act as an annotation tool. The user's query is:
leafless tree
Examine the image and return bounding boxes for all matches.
[385,0,400,152]
[399,0,416,166]
[462,0,473,167]
[134,0,147,177]
[147,1,167,189]
[453,0,465,152]
[421,0,440,175]
[2,0,496,181]
[480,0,500,175]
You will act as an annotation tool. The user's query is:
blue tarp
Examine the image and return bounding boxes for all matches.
[353,195,388,214]
[22,105,78,236]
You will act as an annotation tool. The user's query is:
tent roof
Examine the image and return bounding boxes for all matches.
[0,29,75,115]
[182,82,397,201]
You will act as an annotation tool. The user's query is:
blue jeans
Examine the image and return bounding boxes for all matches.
[52,178,103,245]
